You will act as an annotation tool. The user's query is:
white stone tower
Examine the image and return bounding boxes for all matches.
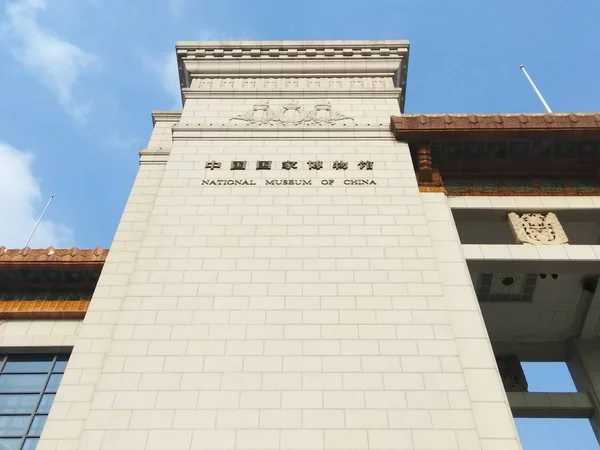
[36,41,523,450]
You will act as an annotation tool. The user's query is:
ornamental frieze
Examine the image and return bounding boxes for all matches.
[230,101,353,126]
[194,77,393,90]
[508,212,569,245]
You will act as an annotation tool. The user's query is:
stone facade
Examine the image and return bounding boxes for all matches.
[36,41,521,450]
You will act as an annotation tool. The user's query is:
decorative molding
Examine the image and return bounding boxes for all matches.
[391,113,600,140]
[171,125,393,141]
[0,300,88,320]
[0,246,107,265]
[176,40,409,111]
[191,77,394,91]
[182,89,401,100]
[416,168,445,194]
[176,41,409,60]
[139,149,170,165]
[418,186,447,194]
[151,111,182,125]
[229,101,353,126]
[508,212,569,245]
[417,146,433,182]
[443,178,600,197]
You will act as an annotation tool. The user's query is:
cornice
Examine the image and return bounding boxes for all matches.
[0,246,107,266]
[175,40,409,59]
[182,88,402,100]
[176,40,410,111]
[152,110,182,126]
[391,113,600,140]
[139,148,170,165]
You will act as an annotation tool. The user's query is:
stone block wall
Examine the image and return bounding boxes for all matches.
[37,41,521,450]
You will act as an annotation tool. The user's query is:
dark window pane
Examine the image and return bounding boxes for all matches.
[37,394,55,414]
[45,374,62,393]
[28,416,46,436]
[0,394,39,413]
[3,356,53,374]
[23,438,39,450]
[52,356,69,373]
[0,438,20,450]
[0,415,29,437]
[0,375,46,393]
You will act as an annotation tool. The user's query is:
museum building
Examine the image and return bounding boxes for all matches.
[1,40,600,450]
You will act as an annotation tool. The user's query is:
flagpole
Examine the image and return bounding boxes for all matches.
[24,195,54,248]
[520,64,552,113]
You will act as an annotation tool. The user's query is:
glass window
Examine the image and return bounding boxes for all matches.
[27,418,46,437]
[0,417,29,437]
[0,353,70,450]
[2,357,53,374]
[0,396,39,414]
[45,375,62,393]
[0,438,20,450]
[22,439,38,450]
[0,375,47,393]
[51,356,69,374]
[36,396,54,415]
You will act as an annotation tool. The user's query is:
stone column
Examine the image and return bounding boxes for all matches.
[421,193,523,450]
[567,339,600,443]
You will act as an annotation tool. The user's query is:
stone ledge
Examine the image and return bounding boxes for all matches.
[139,149,170,165]
[508,392,593,418]
[152,111,182,125]
[171,125,395,141]
[464,244,600,273]
[182,89,402,100]
[448,196,600,210]
[175,40,409,59]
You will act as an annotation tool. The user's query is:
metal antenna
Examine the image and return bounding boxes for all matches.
[520,64,552,113]
[24,195,54,248]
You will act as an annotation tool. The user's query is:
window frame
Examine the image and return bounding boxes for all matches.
[0,353,69,450]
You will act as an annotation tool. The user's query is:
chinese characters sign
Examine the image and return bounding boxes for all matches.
[201,160,377,186]
[205,160,373,171]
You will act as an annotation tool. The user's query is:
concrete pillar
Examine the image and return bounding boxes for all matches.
[568,339,600,443]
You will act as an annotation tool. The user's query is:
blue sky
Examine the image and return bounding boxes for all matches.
[1,0,599,447]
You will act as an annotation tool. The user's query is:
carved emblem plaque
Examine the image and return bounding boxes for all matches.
[230,101,352,126]
[507,212,568,245]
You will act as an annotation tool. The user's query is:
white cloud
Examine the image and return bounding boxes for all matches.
[0,142,74,249]
[148,52,182,109]
[2,0,98,120]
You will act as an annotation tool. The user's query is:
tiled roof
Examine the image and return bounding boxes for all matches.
[0,247,107,265]
[391,113,600,138]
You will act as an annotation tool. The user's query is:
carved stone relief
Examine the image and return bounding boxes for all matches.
[193,77,393,90]
[230,101,353,126]
[508,212,569,245]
